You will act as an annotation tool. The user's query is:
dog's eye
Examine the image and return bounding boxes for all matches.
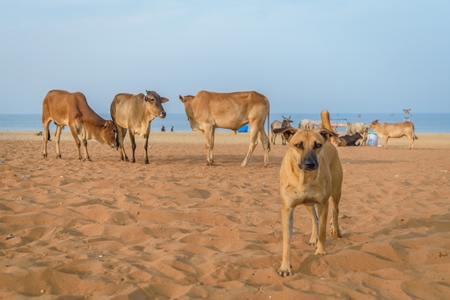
[314,142,322,149]
[295,142,304,149]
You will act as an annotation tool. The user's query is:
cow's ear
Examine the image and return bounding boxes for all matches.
[161,97,169,103]
[274,127,297,142]
[179,95,186,102]
[319,128,338,142]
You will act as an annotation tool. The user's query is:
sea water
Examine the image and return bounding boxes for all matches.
[0,113,449,133]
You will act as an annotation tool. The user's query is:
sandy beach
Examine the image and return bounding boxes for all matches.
[1,130,449,299]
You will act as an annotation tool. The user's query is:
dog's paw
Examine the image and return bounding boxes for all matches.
[278,263,293,277]
[330,229,342,238]
[314,249,326,255]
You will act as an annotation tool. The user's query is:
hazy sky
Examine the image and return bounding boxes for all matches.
[1,0,449,115]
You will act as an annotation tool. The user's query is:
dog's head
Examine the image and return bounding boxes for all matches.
[274,127,338,171]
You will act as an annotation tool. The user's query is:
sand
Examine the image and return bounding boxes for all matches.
[1,130,449,299]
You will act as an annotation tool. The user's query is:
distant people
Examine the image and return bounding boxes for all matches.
[161,125,166,132]
[171,126,174,132]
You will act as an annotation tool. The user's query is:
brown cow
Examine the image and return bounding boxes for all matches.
[369,120,418,149]
[179,90,270,167]
[42,90,117,161]
[110,90,168,164]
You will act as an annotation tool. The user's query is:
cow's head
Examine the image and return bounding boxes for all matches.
[369,120,379,129]
[179,95,195,104]
[281,115,293,127]
[274,127,337,171]
[179,95,196,119]
[102,120,118,148]
[144,90,168,119]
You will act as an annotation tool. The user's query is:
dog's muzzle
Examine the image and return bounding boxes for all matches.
[299,152,318,171]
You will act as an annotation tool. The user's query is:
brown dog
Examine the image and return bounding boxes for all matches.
[274,110,343,277]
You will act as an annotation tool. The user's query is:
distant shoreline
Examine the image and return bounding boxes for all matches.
[1,112,450,133]
[1,130,450,149]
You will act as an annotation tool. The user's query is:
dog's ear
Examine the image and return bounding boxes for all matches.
[319,128,338,142]
[274,127,297,142]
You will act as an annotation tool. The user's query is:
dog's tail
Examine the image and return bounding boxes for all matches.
[321,110,333,131]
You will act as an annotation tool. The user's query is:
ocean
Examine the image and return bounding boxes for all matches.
[0,113,449,133]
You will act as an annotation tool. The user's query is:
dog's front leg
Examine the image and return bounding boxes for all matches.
[330,198,341,238]
[278,205,295,277]
[315,201,329,255]
[305,204,319,245]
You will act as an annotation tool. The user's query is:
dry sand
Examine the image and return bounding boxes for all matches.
[1,131,449,299]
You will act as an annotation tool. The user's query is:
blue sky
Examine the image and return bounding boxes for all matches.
[1,0,449,115]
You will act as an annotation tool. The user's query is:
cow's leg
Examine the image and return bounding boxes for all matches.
[261,128,270,167]
[42,120,51,158]
[384,137,389,149]
[143,126,151,164]
[82,138,91,162]
[210,129,215,164]
[271,132,275,145]
[68,126,82,161]
[241,125,259,167]
[54,125,63,159]
[409,134,414,150]
[82,138,91,161]
[116,125,129,161]
[204,126,214,166]
[129,131,137,163]
[362,132,368,146]
[79,127,91,161]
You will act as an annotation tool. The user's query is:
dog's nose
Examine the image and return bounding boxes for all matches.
[301,161,318,171]
[300,155,318,171]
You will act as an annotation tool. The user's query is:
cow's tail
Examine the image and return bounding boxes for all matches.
[412,123,418,140]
